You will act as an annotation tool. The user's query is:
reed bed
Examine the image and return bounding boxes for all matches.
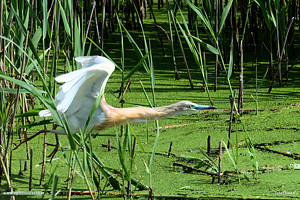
[0,0,299,199]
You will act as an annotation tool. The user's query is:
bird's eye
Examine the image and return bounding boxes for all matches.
[189,105,192,108]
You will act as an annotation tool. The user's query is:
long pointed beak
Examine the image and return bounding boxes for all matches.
[194,105,217,110]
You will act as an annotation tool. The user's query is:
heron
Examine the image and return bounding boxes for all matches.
[15,56,217,157]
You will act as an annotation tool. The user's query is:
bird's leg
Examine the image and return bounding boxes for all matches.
[46,133,59,161]
[46,124,60,161]
[13,129,50,150]
[14,124,61,161]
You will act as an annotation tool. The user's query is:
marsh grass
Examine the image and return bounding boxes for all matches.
[0,0,300,199]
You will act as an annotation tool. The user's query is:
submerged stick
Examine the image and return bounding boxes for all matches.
[108,139,111,152]
[168,142,173,157]
[255,145,300,159]
[207,135,211,156]
[24,160,28,171]
[173,162,217,176]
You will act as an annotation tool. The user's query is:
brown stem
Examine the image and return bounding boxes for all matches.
[39,132,47,186]
[29,149,33,191]
[282,55,300,79]
[3,31,29,176]
[218,140,222,184]
[238,40,243,113]
[101,0,106,55]
[214,0,219,92]
[84,1,96,46]
[228,90,237,148]
[45,0,57,75]
[269,17,295,93]
[94,6,101,46]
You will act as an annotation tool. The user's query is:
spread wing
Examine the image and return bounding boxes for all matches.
[53,56,115,116]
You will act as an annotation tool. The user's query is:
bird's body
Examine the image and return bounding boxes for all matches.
[14,55,216,158]
[94,98,203,131]
[38,55,217,135]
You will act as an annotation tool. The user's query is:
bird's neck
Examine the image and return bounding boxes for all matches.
[95,99,189,131]
[110,103,186,122]
[153,103,189,117]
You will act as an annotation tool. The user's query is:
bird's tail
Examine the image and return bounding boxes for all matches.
[39,109,52,117]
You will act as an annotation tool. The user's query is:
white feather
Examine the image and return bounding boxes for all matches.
[55,56,114,113]
[55,68,84,83]
[39,55,115,134]
[75,56,114,69]
[39,109,52,117]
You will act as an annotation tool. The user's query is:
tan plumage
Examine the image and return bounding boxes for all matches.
[95,97,162,131]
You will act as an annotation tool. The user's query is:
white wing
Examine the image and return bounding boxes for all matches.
[39,109,52,117]
[54,56,115,116]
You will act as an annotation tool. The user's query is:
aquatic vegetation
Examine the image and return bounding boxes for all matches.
[0,0,300,199]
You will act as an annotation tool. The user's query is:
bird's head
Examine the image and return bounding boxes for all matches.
[159,101,217,117]
[176,101,217,112]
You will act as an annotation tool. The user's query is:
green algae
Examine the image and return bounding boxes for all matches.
[8,68,300,199]
[8,47,300,199]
